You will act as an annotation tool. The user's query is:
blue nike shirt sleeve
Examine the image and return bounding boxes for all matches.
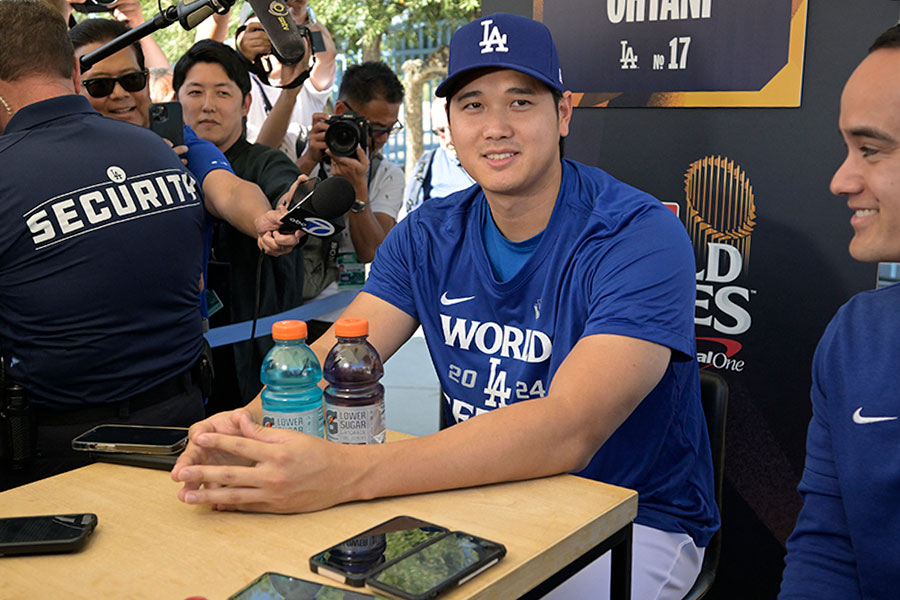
[779,322,861,600]
[363,215,418,320]
[183,125,233,185]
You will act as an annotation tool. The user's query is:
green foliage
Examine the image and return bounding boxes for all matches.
[141,0,206,63]
[314,0,479,57]
[112,0,477,66]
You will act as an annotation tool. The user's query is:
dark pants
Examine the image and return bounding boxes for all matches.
[1,371,204,491]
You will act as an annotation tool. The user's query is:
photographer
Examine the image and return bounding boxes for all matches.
[235,0,337,161]
[296,61,405,340]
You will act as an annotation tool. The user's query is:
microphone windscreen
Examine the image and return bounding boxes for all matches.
[310,176,356,219]
[245,0,306,65]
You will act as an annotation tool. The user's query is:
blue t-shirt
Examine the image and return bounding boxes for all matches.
[481,197,543,281]
[364,159,719,546]
[0,95,205,408]
[780,283,900,600]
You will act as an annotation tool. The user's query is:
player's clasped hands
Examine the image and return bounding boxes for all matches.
[171,410,354,514]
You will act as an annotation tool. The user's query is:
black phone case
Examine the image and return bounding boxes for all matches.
[0,513,98,556]
[365,531,506,600]
[90,451,179,470]
[149,102,184,146]
[309,516,449,587]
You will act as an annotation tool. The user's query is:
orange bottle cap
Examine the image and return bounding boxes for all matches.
[334,318,369,337]
[271,320,307,340]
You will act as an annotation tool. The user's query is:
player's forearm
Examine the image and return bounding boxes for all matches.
[347,397,603,503]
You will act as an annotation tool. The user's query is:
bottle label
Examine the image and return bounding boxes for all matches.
[324,401,385,444]
[262,406,324,438]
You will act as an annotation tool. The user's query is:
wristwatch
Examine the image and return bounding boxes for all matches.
[350,199,370,213]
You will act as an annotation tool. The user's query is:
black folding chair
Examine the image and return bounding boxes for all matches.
[683,370,729,600]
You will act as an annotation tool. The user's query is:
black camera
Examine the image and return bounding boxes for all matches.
[72,0,118,14]
[324,111,371,158]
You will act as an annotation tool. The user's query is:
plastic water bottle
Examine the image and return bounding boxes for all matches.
[260,320,324,437]
[323,318,385,444]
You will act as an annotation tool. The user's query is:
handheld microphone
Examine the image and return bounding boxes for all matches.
[245,0,307,65]
[279,176,356,237]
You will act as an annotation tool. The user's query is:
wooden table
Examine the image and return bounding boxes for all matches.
[0,449,636,599]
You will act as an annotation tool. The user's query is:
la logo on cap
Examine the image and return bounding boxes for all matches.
[479,19,509,54]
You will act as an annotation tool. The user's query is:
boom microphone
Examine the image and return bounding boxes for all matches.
[245,0,307,65]
[175,0,232,30]
[279,176,356,237]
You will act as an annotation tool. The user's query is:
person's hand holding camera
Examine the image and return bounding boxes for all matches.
[296,111,331,174]
[237,21,273,63]
[330,144,369,201]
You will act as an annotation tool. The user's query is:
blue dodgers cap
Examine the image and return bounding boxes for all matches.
[435,13,564,98]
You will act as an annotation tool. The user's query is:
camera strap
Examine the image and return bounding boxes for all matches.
[278,66,312,90]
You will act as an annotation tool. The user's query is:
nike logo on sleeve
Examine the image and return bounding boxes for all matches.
[852,407,898,424]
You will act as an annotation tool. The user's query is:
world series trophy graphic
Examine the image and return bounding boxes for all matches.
[684,155,757,274]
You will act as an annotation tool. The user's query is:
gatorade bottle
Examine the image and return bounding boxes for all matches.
[260,320,324,437]
[323,318,385,444]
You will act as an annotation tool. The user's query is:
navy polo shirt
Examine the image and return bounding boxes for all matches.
[0,95,205,408]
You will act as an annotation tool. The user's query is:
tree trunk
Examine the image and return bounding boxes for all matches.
[362,34,382,63]
[401,48,450,177]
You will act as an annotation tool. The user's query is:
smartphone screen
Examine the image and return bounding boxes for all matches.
[228,572,380,600]
[310,516,448,586]
[367,531,506,600]
[71,424,188,454]
[0,514,98,556]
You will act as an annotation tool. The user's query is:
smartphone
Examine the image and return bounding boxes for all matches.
[149,101,184,147]
[229,572,383,600]
[71,424,188,455]
[366,531,506,600]
[310,516,449,587]
[89,451,178,471]
[0,513,98,557]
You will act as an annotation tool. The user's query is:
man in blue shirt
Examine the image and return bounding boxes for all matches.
[173,14,718,598]
[779,25,900,600]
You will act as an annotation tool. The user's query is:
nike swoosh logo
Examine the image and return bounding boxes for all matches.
[852,407,898,424]
[440,292,476,306]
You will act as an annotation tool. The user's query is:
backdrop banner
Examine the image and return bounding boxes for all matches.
[483,1,895,597]
[540,0,807,107]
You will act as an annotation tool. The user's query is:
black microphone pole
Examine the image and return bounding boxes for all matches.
[79,0,235,73]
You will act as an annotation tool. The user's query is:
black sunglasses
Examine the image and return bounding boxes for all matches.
[82,70,149,98]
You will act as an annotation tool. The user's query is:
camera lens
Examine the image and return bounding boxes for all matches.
[325,122,360,157]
